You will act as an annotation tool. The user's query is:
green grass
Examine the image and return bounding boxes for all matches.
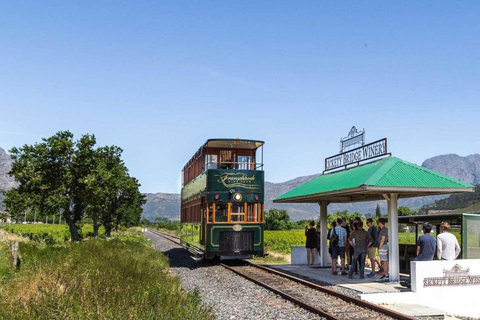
[0,229,209,319]
[264,230,305,254]
[2,224,105,245]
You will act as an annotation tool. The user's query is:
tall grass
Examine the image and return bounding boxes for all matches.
[0,229,209,319]
[3,224,105,245]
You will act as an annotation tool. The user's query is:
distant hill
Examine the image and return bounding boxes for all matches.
[0,147,16,191]
[419,184,480,214]
[141,193,180,221]
[2,145,479,221]
[422,154,480,185]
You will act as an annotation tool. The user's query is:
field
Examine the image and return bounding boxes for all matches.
[0,227,209,319]
[264,230,305,254]
[2,224,105,245]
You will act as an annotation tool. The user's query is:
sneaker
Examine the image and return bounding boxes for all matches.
[332,271,337,275]
[360,275,365,279]
[341,271,348,275]
[348,275,353,279]
[367,273,376,278]
[380,275,386,279]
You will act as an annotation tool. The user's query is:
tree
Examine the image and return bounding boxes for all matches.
[5,131,144,241]
[264,209,293,231]
[398,206,416,216]
[375,203,382,218]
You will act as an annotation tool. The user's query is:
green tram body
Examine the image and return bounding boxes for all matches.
[180,139,265,260]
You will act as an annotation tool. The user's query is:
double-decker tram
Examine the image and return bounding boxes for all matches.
[180,138,265,260]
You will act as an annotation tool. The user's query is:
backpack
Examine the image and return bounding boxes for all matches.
[330,227,339,247]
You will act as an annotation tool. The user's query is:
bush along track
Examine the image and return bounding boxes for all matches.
[0,229,210,319]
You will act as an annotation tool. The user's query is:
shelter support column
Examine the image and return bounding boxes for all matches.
[319,201,329,267]
[384,193,399,282]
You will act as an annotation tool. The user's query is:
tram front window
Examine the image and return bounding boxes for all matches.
[231,204,245,222]
[237,155,253,170]
[215,204,228,222]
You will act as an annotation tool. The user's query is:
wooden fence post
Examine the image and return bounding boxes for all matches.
[12,241,20,270]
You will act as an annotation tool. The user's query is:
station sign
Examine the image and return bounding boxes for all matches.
[324,127,389,172]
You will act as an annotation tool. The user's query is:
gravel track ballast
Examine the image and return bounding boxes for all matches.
[145,230,324,320]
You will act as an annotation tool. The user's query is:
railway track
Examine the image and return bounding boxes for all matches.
[147,229,414,320]
[221,262,416,320]
[147,228,181,245]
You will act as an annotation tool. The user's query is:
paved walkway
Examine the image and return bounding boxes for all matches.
[270,264,410,295]
[269,264,461,319]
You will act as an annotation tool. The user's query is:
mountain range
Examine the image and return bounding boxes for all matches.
[140,153,480,221]
[1,146,479,221]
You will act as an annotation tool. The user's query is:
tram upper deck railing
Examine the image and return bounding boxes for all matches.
[204,161,264,171]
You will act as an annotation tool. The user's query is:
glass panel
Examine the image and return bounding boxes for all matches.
[215,204,228,222]
[466,218,480,259]
[246,204,255,222]
[230,203,245,222]
[205,155,218,170]
[237,155,252,170]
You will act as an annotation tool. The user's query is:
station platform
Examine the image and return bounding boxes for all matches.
[267,264,464,319]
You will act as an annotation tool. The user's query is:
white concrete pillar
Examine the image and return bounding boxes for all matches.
[387,193,400,282]
[319,201,329,267]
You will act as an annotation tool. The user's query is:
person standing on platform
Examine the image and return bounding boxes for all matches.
[377,218,389,279]
[366,218,380,277]
[437,222,461,260]
[315,224,321,255]
[332,218,348,275]
[327,221,337,272]
[341,218,351,269]
[348,221,373,279]
[402,222,436,288]
[305,221,317,265]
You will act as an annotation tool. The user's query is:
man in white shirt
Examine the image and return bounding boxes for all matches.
[436,222,461,260]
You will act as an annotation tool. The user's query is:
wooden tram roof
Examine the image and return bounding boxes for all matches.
[182,138,264,171]
[203,139,264,150]
[273,157,475,204]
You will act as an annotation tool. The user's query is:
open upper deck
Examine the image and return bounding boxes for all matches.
[182,138,264,186]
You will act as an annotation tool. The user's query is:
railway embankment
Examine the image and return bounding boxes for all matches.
[146,229,324,320]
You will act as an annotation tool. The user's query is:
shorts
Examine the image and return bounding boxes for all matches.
[332,246,345,259]
[378,244,388,261]
[368,246,377,260]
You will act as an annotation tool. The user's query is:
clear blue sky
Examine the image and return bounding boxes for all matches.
[1,2,479,193]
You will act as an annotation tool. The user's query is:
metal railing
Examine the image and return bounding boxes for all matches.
[204,161,264,171]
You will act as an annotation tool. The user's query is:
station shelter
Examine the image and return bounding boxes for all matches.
[396,212,480,273]
[273,156,475,282]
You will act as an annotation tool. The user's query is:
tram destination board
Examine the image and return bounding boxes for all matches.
[325,138,388,172]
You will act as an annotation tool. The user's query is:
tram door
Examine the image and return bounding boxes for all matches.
[200,199,206,245]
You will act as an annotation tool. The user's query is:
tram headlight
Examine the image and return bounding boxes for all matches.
[233,193,242,202]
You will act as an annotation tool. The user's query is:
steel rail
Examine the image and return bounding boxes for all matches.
[221,263,342,320]
[147,228,181,245]
[245,261,416,320]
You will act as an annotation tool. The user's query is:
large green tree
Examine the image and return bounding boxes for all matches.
[264,209,293,231]
[5,131,144,241]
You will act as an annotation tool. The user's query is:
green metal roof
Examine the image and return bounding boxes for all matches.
[274,157,475,204]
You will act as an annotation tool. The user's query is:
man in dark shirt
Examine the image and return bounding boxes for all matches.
[402,223,436,288]
[417,223,436,261]
[347,221,373,279]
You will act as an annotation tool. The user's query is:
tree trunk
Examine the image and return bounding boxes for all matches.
[93,213,99,238]
[64,208,80,242]
[105,225,112,237]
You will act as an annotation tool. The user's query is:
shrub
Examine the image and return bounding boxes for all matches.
[0,230,210,319]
